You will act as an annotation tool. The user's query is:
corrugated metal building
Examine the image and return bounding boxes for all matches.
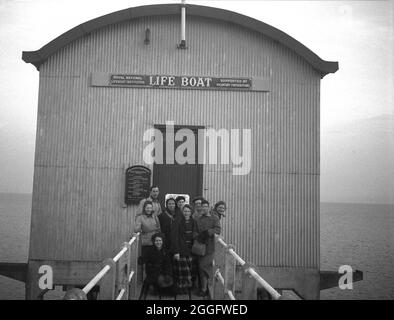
[22,3,338,299]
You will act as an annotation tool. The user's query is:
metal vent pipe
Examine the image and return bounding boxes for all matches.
[179,0,187,48]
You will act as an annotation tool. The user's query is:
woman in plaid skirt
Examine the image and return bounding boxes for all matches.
[171,204,198,295]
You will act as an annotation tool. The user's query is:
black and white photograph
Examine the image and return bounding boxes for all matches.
[0,0,393,303]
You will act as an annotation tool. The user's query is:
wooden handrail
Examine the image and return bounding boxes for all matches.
[214,269,236,300]
[64,233,140,300]
[214,235,282,300]
[247,268,281,300]
[64,232,281,300]
[82,264,111,294]
[115,288,126,300]
[113,247,128,263]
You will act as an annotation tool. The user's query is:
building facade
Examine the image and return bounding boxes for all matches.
[22,4,338,299]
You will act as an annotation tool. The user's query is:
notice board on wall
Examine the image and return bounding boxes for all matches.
[125,166,151,205]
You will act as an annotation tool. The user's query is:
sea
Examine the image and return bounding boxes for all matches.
[0,193,393,300]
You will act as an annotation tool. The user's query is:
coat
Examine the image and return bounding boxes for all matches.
[195,213,221,255]
[143,246,173,284]
[211,208,225,220]
[158,209,181,250]
[171,216,199,257]
[134,213,161,246]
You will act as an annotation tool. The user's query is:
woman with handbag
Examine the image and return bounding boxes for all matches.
[195,199,221,297]
[139,233,173,299]
[171,204,198,297]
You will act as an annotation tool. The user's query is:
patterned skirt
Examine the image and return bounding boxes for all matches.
[173,256,194,292]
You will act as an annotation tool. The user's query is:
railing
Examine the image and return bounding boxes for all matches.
[211,235,282,300]
[63,233,140,300]
[63,232,283,300]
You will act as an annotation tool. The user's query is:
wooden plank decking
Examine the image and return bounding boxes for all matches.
[135,283,207,301]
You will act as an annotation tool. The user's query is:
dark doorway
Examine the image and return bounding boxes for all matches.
[153,125,203,208]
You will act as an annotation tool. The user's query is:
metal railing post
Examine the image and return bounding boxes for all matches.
[115,242,130,300]
[240,262,257,300]
[128,234,139,299]
[214,238,226,300]
[136,236,143,285]
[213,271,224,300]
[215,236,226,270]
[98,258,116,300]
[224,244,236,299]
[208,235,218,298]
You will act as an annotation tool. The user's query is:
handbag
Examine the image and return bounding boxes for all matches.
[157,274,174,288]
[191,240,206,256]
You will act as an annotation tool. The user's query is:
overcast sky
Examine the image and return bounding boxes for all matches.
[0,0,393,203]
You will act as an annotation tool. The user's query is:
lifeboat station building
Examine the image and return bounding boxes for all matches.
[19,3,339,299]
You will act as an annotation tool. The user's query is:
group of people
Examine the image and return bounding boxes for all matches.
[133,186,227,299]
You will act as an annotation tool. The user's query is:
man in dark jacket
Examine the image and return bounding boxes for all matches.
[195,200,221,297]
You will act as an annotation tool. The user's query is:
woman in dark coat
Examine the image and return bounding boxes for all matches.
[174,195,186,216]
[158,198,180,250]
[171,204,198,294]
[139,232,173,300]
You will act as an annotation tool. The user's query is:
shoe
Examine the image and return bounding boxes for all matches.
[197,289,208,297]
[151,288,159,295]
[192,282,199,292]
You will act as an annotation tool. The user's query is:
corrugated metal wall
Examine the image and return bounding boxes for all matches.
[30,15,321,268]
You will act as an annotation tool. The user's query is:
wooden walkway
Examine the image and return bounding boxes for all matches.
[61,234,285,300]
[136,283,206,300]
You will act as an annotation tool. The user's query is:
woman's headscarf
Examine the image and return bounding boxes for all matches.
[165,197,176,212]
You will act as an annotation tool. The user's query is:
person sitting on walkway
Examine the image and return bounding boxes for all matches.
[139,233,173,300]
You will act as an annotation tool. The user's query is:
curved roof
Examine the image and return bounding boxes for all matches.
[22,3,338,77]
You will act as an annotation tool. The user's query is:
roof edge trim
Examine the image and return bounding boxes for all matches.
[22,4,338,76]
